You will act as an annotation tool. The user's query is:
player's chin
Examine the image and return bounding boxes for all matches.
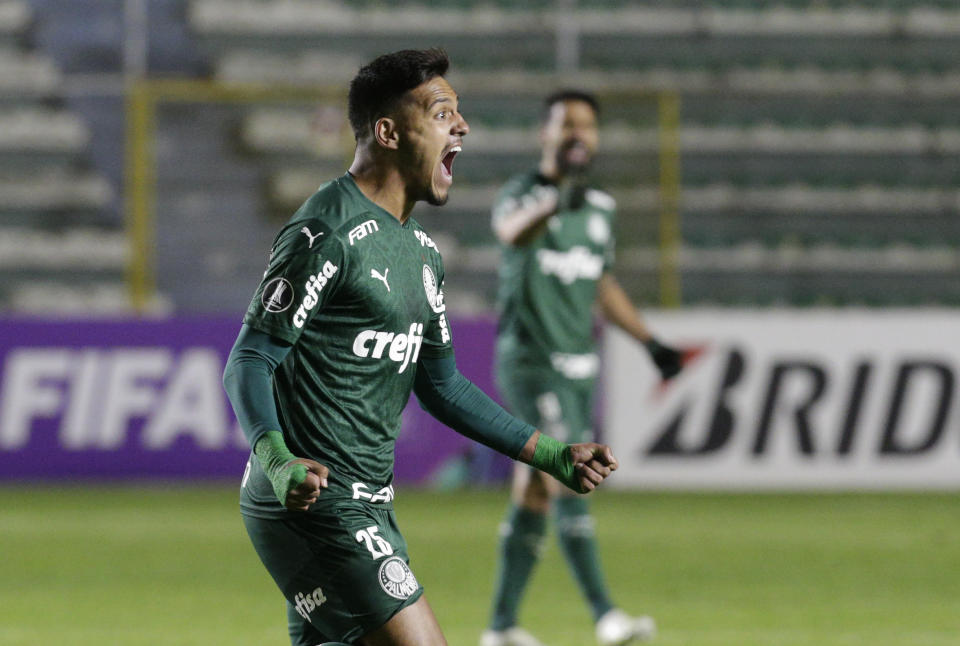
[427,175,451,206]
[426,189,449,206]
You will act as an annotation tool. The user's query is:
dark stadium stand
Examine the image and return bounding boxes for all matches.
[181,0,960,308]
[0,1,129,313]
[2,0,958,312]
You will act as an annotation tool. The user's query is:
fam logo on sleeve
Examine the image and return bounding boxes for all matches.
[348,219,379,245]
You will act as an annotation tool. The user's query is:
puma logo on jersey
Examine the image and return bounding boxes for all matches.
[352,322,424,374]
[293,260,339,328]
[371,267,390,292]
[537,246,604,285]
[349,219,379,245]
[300,226,324,248]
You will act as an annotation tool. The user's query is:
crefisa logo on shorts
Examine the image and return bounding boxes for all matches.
[378,557,418,600]
[292,586,327,622]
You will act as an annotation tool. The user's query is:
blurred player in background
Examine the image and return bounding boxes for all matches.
[222,50,620,646]
[481,91,684,646]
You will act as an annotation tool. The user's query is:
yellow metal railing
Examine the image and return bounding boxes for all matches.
[124,81,156,313]
[124,80,347,312]
[657,91,682,308]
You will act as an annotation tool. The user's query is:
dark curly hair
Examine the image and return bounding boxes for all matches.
[542,89,600,122]
[348,48,450,142]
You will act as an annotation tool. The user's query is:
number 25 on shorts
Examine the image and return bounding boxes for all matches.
[356,525,394,559]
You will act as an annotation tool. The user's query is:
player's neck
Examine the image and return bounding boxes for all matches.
[348,152,414,223]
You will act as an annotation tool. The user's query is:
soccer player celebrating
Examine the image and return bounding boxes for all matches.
[222,50,620,646]
[480,91,684,646]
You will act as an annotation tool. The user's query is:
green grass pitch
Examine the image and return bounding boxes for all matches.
[1,485,958,645]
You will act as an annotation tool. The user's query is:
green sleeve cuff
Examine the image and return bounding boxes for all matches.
[530,434,580,493]
[254,431,307,505]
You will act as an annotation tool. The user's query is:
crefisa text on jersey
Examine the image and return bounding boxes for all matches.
[351,322,425,374]
[292,260,339,328]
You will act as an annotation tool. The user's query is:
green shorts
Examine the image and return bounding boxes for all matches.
[242,500,423,645]
[495,360,596,444]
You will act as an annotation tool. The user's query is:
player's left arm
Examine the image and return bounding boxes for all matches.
[413,355,617,493]
[597,272,683,380]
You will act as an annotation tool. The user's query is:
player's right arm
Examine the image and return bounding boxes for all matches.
[222,325,328,511]
[223,218,348,510]
[492,180,559,246]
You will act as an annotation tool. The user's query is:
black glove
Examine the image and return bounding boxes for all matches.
[643,338,683,380]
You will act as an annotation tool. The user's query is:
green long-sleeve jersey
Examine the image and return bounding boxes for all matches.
[493,172,616,378]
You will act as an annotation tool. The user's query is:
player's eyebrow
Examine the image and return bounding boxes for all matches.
[427,95,457,111]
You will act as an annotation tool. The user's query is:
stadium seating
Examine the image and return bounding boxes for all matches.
[0,1,29,45]
[0,108,90,160]
[6,0,959,312]
[0,49,60,102]
[0,1,124,313]
[176,0,960,307]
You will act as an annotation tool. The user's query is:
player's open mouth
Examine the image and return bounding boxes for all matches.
[439,145,461,181]
[564,141,590,165]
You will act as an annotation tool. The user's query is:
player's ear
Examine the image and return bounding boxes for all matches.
[374,117,400,150]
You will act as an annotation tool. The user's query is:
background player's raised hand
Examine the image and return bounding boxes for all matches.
[280,458,329,511]
[568,443,619,493]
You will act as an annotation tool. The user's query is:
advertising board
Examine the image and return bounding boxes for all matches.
[605,310,960,489]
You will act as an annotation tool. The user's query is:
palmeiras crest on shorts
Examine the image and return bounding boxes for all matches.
[262,277,294,313]
[378,556,419,600]
[422,265,445,313]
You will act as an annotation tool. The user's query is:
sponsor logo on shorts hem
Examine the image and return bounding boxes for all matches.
[352,482,395,504]
[292,586,327,622]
